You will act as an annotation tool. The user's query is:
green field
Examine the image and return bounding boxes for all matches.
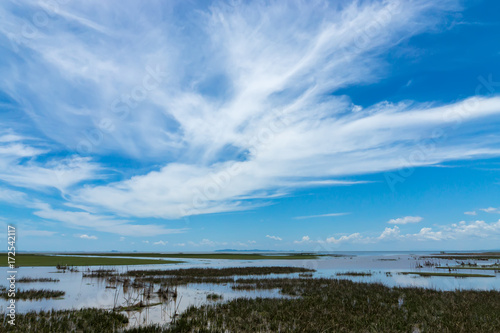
[61,252,321,260]
[0,253,182,267]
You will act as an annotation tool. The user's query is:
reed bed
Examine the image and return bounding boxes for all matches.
[3,308,129,332]
[123,266,315,287]
[165,278,500,332]
[4,277,500,332]
[17,277,60,283]
[0,288,65,300]
[124,266,315,277]
[336,271,373,276]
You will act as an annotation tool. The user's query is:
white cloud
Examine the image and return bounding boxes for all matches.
[153,240,168,246]
[33,203,187,237]
[4,0,500,224]
[294,212,350,220]
[266,235,282,241]
[294,219,500,246]
[480,207,499,213]
[79,234,97,240]
[387,216,423,225]
[464,211,477,215]
[0,132,101,193]
[294,235,311,244]
[378,226,400,240]
[326,233,362,244]
[0,187,27,205]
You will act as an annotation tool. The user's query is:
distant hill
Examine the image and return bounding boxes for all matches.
[215,249,291,253]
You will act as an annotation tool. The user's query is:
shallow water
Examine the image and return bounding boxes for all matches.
[1,252,499,328]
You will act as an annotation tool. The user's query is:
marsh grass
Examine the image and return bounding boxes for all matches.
[336,271,373,276]
[3,308,129,332]
[437,264,500,271]
[0,288,65,300]
[83,268,118,278]
[5,275,500,332]
[164,278,500,332]
[423,252,500,260]
[399,271,495,278]
[17,277,60,283]
[124,266,315,277]
[206,293,223,301]
[122,266,315,287]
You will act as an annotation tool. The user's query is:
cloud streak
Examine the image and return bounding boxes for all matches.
[294,212,350,220]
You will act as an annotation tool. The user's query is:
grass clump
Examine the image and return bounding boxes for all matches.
[0,288,65,300]
[3,308,129,332]
[17,277,60,283]
[206,293,223,301]
[336,271,373,277]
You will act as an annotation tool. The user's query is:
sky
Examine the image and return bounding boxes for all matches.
[0,0,500,252]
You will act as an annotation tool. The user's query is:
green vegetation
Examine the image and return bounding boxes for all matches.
[4,275,500,332]
[3,308,129,332]
[17,277,60,283]
[206,293,223,301]
[123,266,315,286]
[140,278,500,332]
[0,253,183,267]
[336,271,373,277]
[63,252,322,260]
[399,272,495,278]
[0,288,65,300]
[124,266,314,277]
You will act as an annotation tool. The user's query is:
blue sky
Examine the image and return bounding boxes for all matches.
[1,0,500,252]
